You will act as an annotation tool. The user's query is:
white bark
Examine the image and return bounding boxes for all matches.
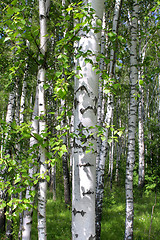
[37,0,50,239]
[138,72,145,188]
[22,88,39,240]
[138,37,146,189]
[96,0,121,238]
[72,1,105,239]
[6,90,15,125]
[125,1,139,239]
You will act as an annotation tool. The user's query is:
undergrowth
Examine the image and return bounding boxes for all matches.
[1,187,160,239]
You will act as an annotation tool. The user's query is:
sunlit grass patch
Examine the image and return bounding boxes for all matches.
[101,187,160,240]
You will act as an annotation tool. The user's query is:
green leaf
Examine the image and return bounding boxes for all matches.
[96,19,102,26]
[11,0,18,5]
[4,37,11,42]
[55,125,61,131]
[66,7,73,12]
[44,84,49,90]
[46,175,50,182]
[61,144,67,152]
[101,136,106,141]
[117,131,123,137]
[108,32,117,38]
[104,89,110,94]
[86,149,91,154]
[139,80,144,85]
[108,139,112,144]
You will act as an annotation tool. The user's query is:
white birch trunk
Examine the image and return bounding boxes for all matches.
[5,88,16,240]
[37,0,50,239]
[72,1,104,239]
[138,38,146,189]
[109,116,114,190]
[125,1,138,239]
[96,0,121,238]
[6,91,16,125]
[22,87,39,240]
[0,88,16,235]
[138,76,145,188]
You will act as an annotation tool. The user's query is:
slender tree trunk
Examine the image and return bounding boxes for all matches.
[0,90,15,232]
[96,0,122,238]
[37,1,50,239]
[61,0,71,206]
[124,1,138,239]
[3,88,16,238]
[115,99,121,183]
[95,10,107,239]
[19,63,28,239]
[138,35,146,189]
[50,163,56,201]
[22,87,39,240]
[109,116,114,190]
[138,81,145,189]
[72,1,104,239]
[61,100,71,205]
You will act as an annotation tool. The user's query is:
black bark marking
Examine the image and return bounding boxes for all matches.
[77,162,94,167]
[93,96,98,105]
[78,122,84,129]
[80,106,97,115]
[74,98,79,109]
[76,85,90,96]
[75,234,78,238]
[73,139,87,152]
[88,234,96,240]
[39,15,46,20]
[72,208,86,217]
[82,190,94,196]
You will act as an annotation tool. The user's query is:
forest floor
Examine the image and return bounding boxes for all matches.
[1,186,160,239]
[32,186,160,240]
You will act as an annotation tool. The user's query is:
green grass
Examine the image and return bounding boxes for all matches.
[1,187,160,239]
[31,192,72,240]
[101,187,160,240]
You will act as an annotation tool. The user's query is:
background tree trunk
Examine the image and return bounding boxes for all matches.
[125,0,139,239]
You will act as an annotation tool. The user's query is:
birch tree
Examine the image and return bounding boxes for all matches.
[37,0,50,239]
[138,36,146,189]
[125,0,138,239]
[96,0,122,238]
[22,88,39,240]
[72,1,105,239]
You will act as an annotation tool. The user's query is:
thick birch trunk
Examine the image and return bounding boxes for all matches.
[125,1,138,239]
[72,1,104,239]
[37,1,50,239]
